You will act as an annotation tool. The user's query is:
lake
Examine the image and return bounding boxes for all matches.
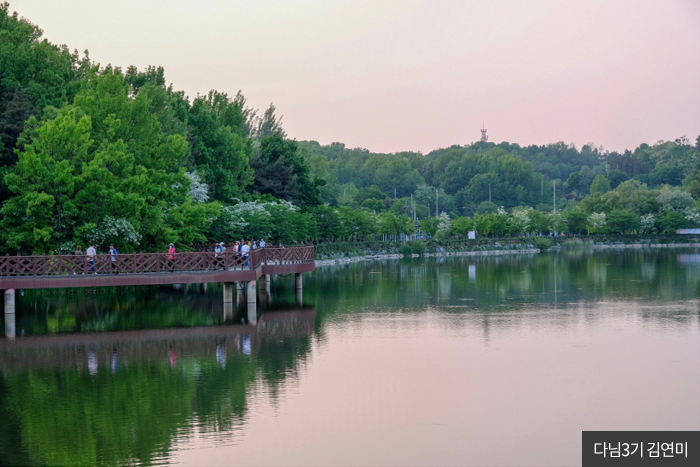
[1,248,698,466]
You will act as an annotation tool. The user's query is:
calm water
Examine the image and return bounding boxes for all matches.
[1,249,699,466]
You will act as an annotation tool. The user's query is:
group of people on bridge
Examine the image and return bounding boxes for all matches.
[66,239,270,275]
[213,239,267,268]
[74,243,120,274]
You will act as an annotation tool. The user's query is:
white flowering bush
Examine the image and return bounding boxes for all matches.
[221,199,300,240]
[185,171,210,203]
[588,212,606,233]
[640,214,656,232]
[436,212,451,237]
[509,207,531,234]
[683,207,700,226]
[657,188,695,212]
[83,216,142,249]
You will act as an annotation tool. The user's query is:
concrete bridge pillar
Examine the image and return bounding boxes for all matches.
[223,282,233,304]
[4,289,15,314]
[4,311,15,339]
[295,273,302,290]
[223,301,234,322]
[247,280,257,304]
[236,281,244,304]
[222,282,235,322]
[246,280,257,325]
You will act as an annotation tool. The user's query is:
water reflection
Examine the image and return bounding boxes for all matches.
[0,249,698,466]
[0,304,316,466]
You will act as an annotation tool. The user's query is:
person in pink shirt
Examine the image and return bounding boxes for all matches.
[168,243,176,270]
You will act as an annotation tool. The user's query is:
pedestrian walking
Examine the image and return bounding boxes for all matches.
[168,243,176,270]
[215,242,225,269]
[109,244,119,274]
[86,244,97,274]
[241,241,250,268]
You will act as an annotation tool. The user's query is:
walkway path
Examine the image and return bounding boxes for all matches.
[0,246,315,290]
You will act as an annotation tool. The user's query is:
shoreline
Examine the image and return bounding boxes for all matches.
[314,242,700,267]
[315,248,540,267]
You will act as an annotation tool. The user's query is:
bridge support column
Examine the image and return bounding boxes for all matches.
[223,282,233,304]
[4,311,15,339]
[223,301,234,322]
[4,289,15,314]
[258,276,267,289]
[295,273,303,307]
[246,280,257,325]
[235,281,244,305]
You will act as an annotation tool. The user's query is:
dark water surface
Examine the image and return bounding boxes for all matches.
[1,249,699,466]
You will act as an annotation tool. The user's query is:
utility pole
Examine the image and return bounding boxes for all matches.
[435,188,439,216]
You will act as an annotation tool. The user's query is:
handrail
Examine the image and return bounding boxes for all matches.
[0,246,315,277]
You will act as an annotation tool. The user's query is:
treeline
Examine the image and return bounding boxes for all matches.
[0,3,323,254]
[1,2,699,254]
[300,137,699,215]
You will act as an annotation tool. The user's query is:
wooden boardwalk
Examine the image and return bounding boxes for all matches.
[0,246,315,290]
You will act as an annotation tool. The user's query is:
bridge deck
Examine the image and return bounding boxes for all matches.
[0,246,315,290]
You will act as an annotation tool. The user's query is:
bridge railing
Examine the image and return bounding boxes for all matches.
[259,246,315,265]
[0,246,314,277]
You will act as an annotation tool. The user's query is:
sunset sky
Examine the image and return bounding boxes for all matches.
[11,0,700,154]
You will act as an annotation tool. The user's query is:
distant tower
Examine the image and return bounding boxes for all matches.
[480,123,488,142]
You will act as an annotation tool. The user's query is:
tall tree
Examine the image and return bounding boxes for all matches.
[249,133,322,207]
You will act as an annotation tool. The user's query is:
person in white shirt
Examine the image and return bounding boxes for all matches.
[259,239,266,248]
[241,241,250,267]
[86,245,97,273]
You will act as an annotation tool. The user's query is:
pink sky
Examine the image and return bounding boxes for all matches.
[11,0,700,154]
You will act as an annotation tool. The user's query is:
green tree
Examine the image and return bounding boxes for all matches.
[589,175,611,194]
[186,90,254,201]
[1,69,220,253]
[311,205,342,240]
[606,210,640,234]
[249,134,322,207]
[565,211,589,234]
[450,216,474,237]
[421,216,441,238]
[656,211,688,233]
[337,206,376,240]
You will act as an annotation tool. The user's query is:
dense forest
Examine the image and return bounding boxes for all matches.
[1,2,699,254]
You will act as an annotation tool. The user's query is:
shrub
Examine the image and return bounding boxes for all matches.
[531,237,554,250]
[399,244,413,257]
[409,240,427,256]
